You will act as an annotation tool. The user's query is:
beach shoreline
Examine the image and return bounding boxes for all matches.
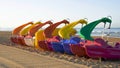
[0,31,120,68]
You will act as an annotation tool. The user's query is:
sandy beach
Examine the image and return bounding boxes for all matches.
[0,31,120,68]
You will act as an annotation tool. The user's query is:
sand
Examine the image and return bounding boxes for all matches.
[0,44,87,68]
[0,31,120,68]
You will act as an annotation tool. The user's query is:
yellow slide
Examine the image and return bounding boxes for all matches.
[25,21,53,47]
[20,21,42,36]
[35,30,45,49]
[35,28,61,49]
[21,21,42,46]
[58,19,88,39]
[14,21,41,45]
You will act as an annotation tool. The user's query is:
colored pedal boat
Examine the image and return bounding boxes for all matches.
[85,38,120,59]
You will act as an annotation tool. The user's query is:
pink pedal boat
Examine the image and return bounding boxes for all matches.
[85,38,120,60]
[78,17,120,59]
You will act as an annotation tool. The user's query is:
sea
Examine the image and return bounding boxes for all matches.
[75,28,120,38]
[0,28,120,38]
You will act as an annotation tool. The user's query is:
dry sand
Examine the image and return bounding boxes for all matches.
[0,31,120,68]
[0,44,87,68]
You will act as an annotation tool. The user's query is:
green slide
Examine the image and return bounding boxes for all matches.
[79,17,112,41]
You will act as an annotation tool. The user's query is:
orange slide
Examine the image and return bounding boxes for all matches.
[11,21,33,44]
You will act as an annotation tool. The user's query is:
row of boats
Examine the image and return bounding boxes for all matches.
[11,17,120,60]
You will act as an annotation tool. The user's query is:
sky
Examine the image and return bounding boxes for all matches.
[0,0,120,29]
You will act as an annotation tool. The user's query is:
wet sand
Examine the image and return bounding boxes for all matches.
[0,31,120,68]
